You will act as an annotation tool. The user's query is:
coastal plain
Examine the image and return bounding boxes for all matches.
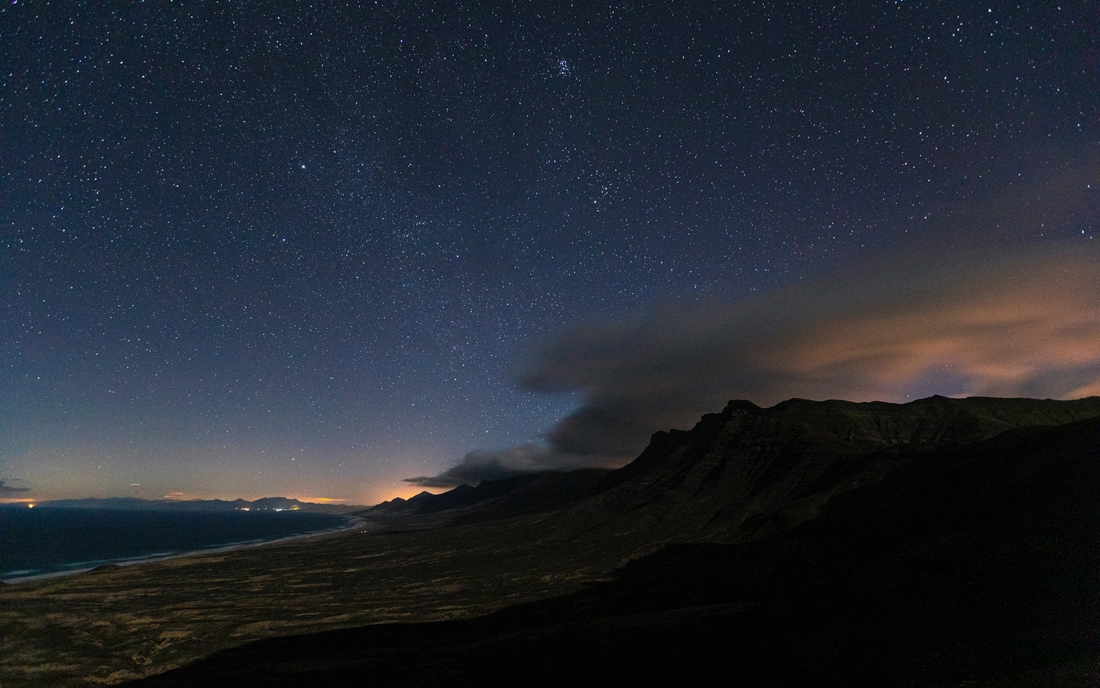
[0,509,649,686]
[4,396,1100,686]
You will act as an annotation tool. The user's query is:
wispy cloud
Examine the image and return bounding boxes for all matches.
[405,444,560,488]
[411,243,1100,487]
[0,480,31,497]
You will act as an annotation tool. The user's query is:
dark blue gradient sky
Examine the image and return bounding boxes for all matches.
[2,1,1097,504]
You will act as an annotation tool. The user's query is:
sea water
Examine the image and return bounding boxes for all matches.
[0,506,352,581]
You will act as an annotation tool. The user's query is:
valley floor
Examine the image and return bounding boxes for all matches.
[0,507,655,686]
[5,398,1100,687]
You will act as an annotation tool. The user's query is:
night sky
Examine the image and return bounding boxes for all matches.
[3,1,1097,505]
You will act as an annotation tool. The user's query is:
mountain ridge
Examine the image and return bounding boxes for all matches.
[358,468,610,528]
[7,394,1100,687]
[366,395,1100,543]
[126,403,1100,687]
[576,394,1100,543]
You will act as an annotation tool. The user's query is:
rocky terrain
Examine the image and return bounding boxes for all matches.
[583,395,1100,542]
[3,395,1099,686]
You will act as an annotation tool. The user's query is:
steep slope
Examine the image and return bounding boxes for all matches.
[20,396,1100,688]
[360,396,1100,542]
[130,414,1100,687]
[581,395,1100,542]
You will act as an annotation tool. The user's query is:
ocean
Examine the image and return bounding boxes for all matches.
[0,506,354,581]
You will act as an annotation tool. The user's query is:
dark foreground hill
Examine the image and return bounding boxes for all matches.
[129,396,1100,687]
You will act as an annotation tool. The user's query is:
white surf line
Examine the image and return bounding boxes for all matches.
[0,514,369,585]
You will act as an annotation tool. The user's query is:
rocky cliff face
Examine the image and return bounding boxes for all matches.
[586,395,1100,542]
[359,395,1100,545]
[127,406,1100,687]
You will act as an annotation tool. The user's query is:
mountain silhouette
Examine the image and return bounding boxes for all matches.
[360,468,609,528]
[114,395,1100,686]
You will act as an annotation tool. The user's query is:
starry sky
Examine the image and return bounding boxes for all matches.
[2,1,1097,505]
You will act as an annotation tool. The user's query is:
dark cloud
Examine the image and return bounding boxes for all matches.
[0,480,31,497]
[403,444,599,488]
[411,243,1100,486]
[406,445,544,488]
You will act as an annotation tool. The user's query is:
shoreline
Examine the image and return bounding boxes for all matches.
[1,514,369,585]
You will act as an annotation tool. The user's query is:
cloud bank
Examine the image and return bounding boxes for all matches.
[410,243,1100,487]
